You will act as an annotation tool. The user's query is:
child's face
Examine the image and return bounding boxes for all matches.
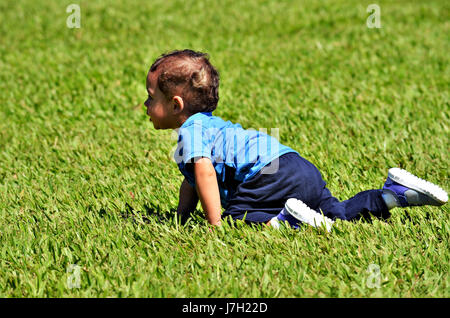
[144,70,179,130]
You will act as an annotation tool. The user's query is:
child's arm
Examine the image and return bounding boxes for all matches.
[176,178,199,224]
[194,157,222,226]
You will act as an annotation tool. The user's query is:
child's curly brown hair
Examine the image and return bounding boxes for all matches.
[149,49,220,115]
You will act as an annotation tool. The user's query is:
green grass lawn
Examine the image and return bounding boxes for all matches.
[0,0,449,297]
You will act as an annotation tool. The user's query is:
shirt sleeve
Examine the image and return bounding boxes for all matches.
[177,121,212,164]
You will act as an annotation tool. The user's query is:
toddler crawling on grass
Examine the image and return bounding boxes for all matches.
[144,49,448,231]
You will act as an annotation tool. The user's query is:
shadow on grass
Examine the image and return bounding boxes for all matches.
[94,202,410,232]
[96,202,205,226]
[355,209,392,224]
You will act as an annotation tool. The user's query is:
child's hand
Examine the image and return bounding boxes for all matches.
[176,178,199,224]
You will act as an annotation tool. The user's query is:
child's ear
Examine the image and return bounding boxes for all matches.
[173,96,184,114]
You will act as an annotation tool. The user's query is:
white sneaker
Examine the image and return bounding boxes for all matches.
[284,198,334,232]
[383,168,448,206]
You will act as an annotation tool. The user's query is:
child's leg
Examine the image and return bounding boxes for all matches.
[276,153,392,221]
[305,168,447,222]
[225,152,448,228]
[317,187,391,221]
[225,152,392,224]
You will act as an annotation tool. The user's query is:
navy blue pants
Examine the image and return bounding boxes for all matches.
[223,152,390,224]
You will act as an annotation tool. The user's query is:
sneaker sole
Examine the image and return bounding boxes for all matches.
[388,168,448,205]
[285,198,334,232]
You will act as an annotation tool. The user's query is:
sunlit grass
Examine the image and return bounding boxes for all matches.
[0,0,448,297]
